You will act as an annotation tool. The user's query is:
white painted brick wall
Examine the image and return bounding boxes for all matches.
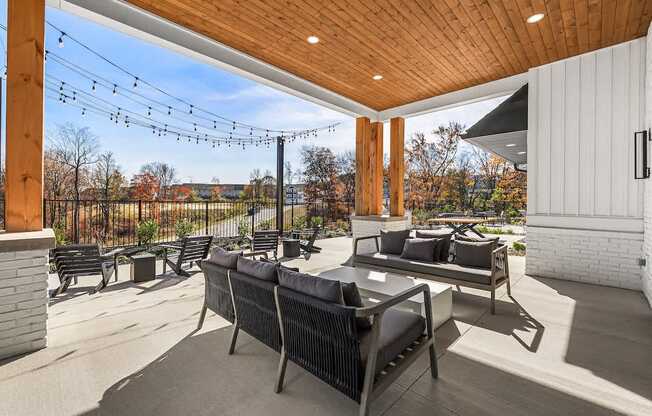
[526,227,643,290]
[351,216,409,254]
[643,24,652,307]
[0,249,49,360]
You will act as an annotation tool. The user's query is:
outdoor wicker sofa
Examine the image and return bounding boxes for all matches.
[197,252,438,416]
[353,233,510,314]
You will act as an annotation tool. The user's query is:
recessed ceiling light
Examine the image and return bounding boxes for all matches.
[527,13,544,23]
[506,143,517,147]
[372,74,383,80]
[518,151,526,155]
[307,36,319,44]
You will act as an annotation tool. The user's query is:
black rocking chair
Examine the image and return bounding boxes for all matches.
[246,230,280,259]
[51,244,115,297]
[161,235,213,277]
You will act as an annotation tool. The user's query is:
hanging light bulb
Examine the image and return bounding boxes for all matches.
[193,123,197,132]
[112,84,117,95]
[232,121,236,131]
[44,51,48,62]
[91,80,96,92]
[147,106,151,116]
[189,104,193,114]
[58,32,65,48]
[59,81,64,92]
[72,91,76,101]
[133,77,138,89]
[168,106,172,116]
[213,120,216,129]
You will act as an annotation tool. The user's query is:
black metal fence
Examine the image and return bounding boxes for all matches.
[38,198,353,248]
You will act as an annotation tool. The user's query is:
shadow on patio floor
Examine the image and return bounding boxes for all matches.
[534,277,652,402]
[76,325,628,416]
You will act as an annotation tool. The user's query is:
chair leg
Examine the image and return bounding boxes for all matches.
[490,289,496,314]
[506,277,512,296]
[163,249,167,274]
[274,350,288,393]
[228,325,239,355]
[429,342,438,379]
[74,276,78,285]
[197,303,208,330]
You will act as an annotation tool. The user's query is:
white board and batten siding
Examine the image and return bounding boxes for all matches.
[526,38,647,292]
[527,38,646,230]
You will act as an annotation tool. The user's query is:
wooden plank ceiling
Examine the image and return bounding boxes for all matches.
[125,0,652,111]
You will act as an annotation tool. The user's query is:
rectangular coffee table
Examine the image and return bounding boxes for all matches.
[319,266,452,329]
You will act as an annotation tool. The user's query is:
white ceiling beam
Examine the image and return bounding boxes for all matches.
[378,73,528,121]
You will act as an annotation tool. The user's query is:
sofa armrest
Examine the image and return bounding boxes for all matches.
[491,245,509,284]
[353,235,380,256]
[355,283,431,318]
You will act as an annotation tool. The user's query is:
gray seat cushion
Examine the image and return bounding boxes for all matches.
[355,252,493,285]
[359,308,425,374]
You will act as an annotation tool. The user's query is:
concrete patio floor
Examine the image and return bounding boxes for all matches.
[1,236,651,416]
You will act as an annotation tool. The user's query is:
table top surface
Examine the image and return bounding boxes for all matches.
[426,217,496,225]
[318,266,451,304]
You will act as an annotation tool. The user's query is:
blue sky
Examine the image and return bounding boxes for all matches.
[0,2,506,183]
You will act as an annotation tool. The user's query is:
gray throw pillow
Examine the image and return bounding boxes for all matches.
[236,256,278,282]
[380,229,411,255]
[400,238,436,262]
[278,268,344,304]
[209,246,242,269]
[341,281,372,329]
[454,240,493,268]
[415,231,452,262]
[456,234,500,248]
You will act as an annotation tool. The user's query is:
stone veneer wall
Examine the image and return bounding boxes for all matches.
[526,227,644,290]
[643,23,652,306]
[0,248,49,360]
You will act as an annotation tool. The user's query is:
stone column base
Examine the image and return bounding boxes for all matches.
[351,215,410,254]
[0,229,55,360]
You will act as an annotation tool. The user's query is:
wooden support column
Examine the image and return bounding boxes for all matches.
[389,117,405,217]
[355,117,371,216]
[5,0,45,232]
[369,121,383,215]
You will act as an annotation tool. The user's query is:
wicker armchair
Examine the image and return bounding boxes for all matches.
[197,260,236,329]
[274,284,438,416]
[226,270,282,354]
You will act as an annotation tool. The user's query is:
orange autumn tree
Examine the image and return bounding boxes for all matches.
[405,121,464,208]
[130,172,160,201]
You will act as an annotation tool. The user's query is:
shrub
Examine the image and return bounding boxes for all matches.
[292,215,307,230]
[53,222,67,246]
[175,219,195,240]
[310,216,323,228]
[238,218,250,238]
[258,219,273,230]
[137,219,158,247]
[513,241,526,252]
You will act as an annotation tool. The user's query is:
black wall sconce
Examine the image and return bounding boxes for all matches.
[634,129,650,179]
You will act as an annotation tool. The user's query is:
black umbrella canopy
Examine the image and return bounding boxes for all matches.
[462,84,528,165]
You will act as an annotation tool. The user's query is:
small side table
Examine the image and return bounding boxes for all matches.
[282,239,301,258]
[130,253,156,282]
